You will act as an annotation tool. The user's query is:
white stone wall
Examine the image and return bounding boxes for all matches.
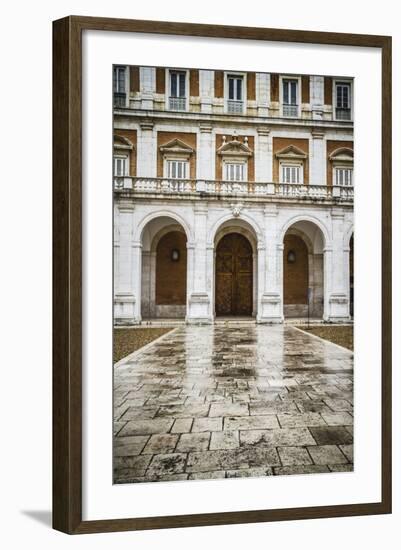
[114,198,353,324]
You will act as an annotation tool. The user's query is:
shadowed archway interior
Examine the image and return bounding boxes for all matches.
[215,232,253,316]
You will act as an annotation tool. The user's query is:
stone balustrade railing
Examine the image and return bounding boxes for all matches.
[114,177,353,201]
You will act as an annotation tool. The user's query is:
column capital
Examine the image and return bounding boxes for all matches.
[118,201,135,213]
[264,205,278,217]
[199,123,213,133]
[140,120,154,131]
[311,128,325,139]
[331,207,345,219]
[194,203,208,214]
[257,126,270,136]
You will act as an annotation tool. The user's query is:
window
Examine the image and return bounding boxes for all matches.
[335,82,351,120]
[281,164,301,184]
[166,160,189,179]
[169,71,186,111]
[282,79,298,117]
[114,156,128,176]
[335,167,353,186]
[227,75,244,113]
[113,66,127,107]
[224,163,245,181]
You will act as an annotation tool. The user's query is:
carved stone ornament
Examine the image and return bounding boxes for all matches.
[231,202,244,217]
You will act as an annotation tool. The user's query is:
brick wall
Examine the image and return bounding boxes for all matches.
[190,69,199,96]
[270,74,279,102]
[157,132,197,178]
[324,77,333,105]
[302,75,310,103]
[156,231,187,305]
[272,137,309,183]
[129,67,140,93]
[215,134,255,181]
[156,67,165,94]
[284,234,308,304]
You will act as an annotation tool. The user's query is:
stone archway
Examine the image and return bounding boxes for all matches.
[140,216,188,319]
[215,232,253,316]
[282,220,325,319]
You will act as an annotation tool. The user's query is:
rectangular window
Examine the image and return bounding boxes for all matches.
[282,79,298,117]
[335,167,353,186]
[114,156,128,176]
[281,164,301,184]
[113,66,126,107]
[335,82,351,120]
[167,160,188,179]
[227,75,244,113]
[225,163,245,181]
[169,71,186,110]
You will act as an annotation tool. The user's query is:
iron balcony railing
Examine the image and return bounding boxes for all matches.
[169,97,186,111]
[335,107,352,121]
[227,99,244,114]
[114,176,353,201]
[283,103,298,117]
[113,92,126,108]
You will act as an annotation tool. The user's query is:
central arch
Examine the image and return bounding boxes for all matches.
[215,232,253,317]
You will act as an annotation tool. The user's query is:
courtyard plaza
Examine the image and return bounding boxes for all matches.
[113,324,353,483]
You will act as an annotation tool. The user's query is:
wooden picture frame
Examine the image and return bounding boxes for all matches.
[53,15,392,534]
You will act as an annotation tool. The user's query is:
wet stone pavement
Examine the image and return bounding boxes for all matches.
[113,325,353,483]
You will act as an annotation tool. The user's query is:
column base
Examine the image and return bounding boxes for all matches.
[328,293,350,322]
[114,293,140,325]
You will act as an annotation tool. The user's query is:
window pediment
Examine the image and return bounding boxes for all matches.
[114,134,134,151]
[329,147,354,163]
[159,138,194,157]
[275,144,307,160]
[217,135,253,158]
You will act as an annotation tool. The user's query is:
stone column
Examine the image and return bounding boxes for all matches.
[256,73,270,117]
[327,208,349,321]
[310,76,324,121]
[257,205,282,323]
[114,202,141,324]
[197,124,214,181]
[310,129,326,186]
[255,127,271,182]
[137,121,156,177]
[139,66,155,110]
[187,204,212,323]
[199,70,214,114]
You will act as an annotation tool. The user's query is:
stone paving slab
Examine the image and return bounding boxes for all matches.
[114,324,353,483]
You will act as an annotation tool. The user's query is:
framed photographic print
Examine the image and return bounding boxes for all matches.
[53,16,392,534]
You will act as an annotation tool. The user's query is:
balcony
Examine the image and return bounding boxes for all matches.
[335,107,352,121]
[114,177,353,202]
[283,104,298,117]
[113,92,126,108]
[169,97,186,111]
[227,100,244,114]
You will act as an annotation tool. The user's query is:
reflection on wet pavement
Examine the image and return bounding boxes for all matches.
[114,324,353,483]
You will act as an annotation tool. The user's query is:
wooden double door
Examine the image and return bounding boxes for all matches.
[215,233,253,316]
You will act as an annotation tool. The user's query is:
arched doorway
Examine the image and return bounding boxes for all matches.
[284,234,309,316]
[155,231,187,317]
[141,216,188,319]
[282,220,325,319]
[215,232,253,316]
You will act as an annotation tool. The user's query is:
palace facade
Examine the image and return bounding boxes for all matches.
[113,66,354,325]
